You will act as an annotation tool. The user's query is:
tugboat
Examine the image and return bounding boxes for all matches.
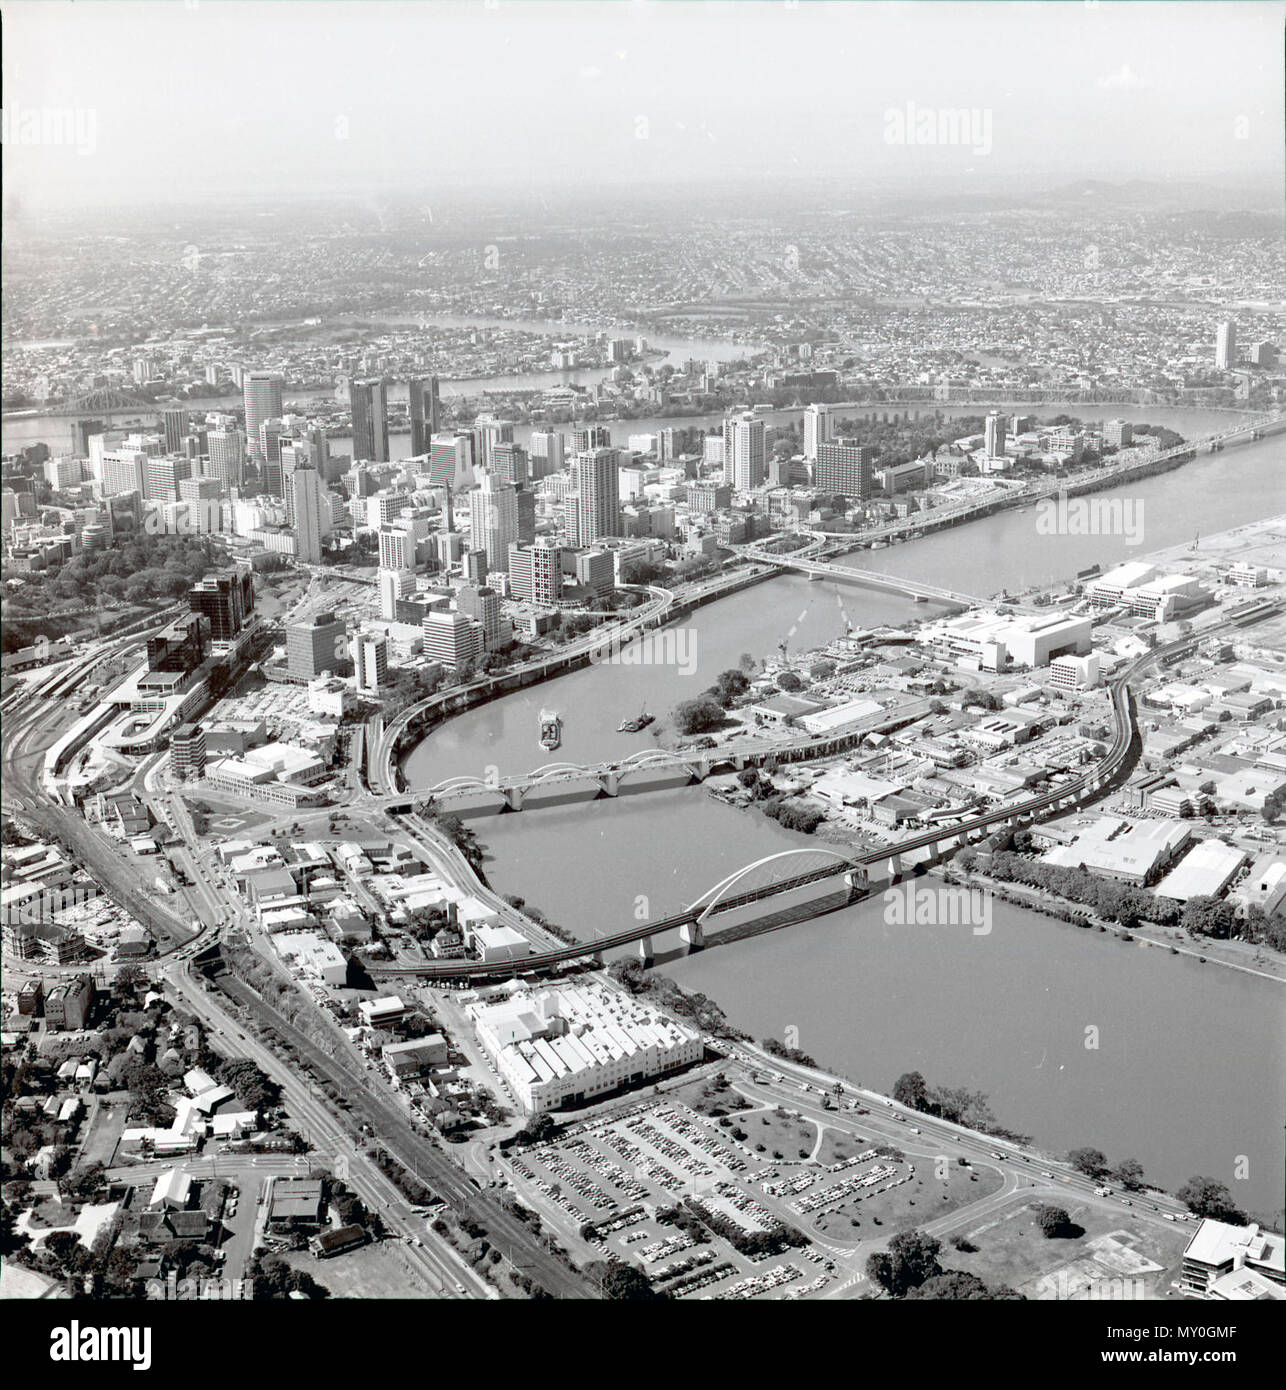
[617,708,655,734]
[539,708,561,752]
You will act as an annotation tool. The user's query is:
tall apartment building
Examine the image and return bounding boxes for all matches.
[567,448,620,547]
[1215,321,1237,370]
[984,410,1008,459]
[723,412,767,492]
[803,403,831,460]
[354,635,388,695]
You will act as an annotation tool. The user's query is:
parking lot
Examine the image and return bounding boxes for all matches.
[501,1099,877,1299]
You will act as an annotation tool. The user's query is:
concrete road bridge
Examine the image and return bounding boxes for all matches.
[368,595,1281,983]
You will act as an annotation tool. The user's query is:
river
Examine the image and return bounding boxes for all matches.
[402,413,1285,1211]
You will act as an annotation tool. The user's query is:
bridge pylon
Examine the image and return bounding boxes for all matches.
[679,920,705,952]
[637,935,654,964]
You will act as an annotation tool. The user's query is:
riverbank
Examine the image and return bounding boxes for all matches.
[936,866,1286,985]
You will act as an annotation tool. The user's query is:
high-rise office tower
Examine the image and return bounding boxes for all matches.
[290,467,323,564]
[1215,321,1237,370]
[169,724,207,781]
[429,432,475,492]
[350,378,390,462]
[473,415,515,472]
[984,411,1008,459]
[491,441,529,486]
[207,428,247,489]
[568,447,620,548]
[160,407,189,455]
[529,430,565,479]
[258,418,285,494]
[803,403,831,460]
[462,548,489,585]
[145,455,193,503]
[814,439,876,500]
[516,487,537,545]
[355,635,388,695]
[421,608,482,671]
[456,584,502,648]
[287,611,346,678]
[98,449,149,498]
[507,540,563,605]
[189,569,255,642]
[724,412,767,492]
[242,371,283,462]
[408,376,441,456]
[468,472,519,573]
[378,524,416,572]
[378,567,415,620]
[573,425,612,453]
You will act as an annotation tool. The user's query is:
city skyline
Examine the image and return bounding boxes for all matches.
[1,0,1283,1330]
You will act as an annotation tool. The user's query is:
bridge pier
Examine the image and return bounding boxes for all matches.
[502,786,524,812]
[886,852,903,882]
[845,867,869,901]
[599,771,620,797]
[679,920,705,952]
[637,935,654,964]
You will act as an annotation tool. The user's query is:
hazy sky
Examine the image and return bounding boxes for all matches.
[2,0,1283,210]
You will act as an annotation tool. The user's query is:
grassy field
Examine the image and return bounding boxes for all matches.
[814,1157,1004,1242]
[735,1106,820,1162]
[816,1126,876,1166]
[942,1195,1190,1298]
[284,1239,444,1299]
